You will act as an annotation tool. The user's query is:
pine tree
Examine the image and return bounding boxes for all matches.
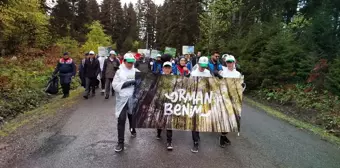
[75,0,91,42]
[88,0,100,21]
[50,0,73,39]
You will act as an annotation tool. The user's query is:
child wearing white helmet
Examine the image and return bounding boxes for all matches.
[112,52,140,153]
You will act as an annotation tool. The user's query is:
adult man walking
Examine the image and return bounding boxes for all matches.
[83,51,100,99]
[102,50,120,99]
[79,52,89,88]
[53,52,76,98]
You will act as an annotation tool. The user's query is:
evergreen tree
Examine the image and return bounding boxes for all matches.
[75,0,91,42]
[50,0,73,39]
[88,0,100,21]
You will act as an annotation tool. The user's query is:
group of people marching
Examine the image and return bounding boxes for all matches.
[113,51,242,153]
[53,50,242,154]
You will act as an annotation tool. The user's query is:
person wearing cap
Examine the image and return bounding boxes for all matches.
[53,52,76,98]
[98,51,108,94]
[191,56,212,77]
[83,51,100,99]
[175,57,190,76]
[112,53,139,153]
[155,61,174,150]
[189,56,212,153]
[219,54,241,148]
[79,52,89,88]
[152,54,163,74]
[102,50,120,99]
[208,51,223,78]
[221,54,241,78]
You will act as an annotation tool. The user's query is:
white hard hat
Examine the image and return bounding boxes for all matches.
[163,61,172,67]
[225,55,236,62]
[110,50,117,55]
[198,56,209,68]
[157,54,161,57]
[124,53,135,63]
[89,51,95,55]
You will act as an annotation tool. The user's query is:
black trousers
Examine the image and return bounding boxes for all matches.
[61,83,70,95]
[101,77,105,90]
[117,104,135,144]
[192,131,200,143]
[157,129,173,143]
[84,77,96,96]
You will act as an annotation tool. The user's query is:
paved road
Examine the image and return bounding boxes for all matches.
[9,64,340,168]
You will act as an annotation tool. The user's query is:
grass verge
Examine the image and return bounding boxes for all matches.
[245,97,340,147]
[0,88,83,137]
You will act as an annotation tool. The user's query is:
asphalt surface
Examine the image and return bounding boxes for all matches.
[9,64,340,168]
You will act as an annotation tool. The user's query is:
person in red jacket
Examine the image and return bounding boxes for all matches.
[118,53,124,64]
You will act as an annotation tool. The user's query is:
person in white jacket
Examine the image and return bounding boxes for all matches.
[98,52,108,93]
[112,53,140,153]
[190,56,212,153]
[221,54,241,78]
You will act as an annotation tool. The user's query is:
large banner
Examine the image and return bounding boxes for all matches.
[164,47,176,57]
[132,74,243,132]
[182,46,194,55]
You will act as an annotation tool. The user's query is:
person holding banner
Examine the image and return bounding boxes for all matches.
[190,56,212,153]
[208,51,223,79]
[152,54,163,74]
[175,57,190,76]
[156,61,174,150]
[112,53,139,153]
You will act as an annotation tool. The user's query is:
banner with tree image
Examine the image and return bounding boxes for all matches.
[133,74,243,132]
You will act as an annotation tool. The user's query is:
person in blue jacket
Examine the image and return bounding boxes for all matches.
[152,54,163,74]
[208,51,223,78]
[53,52,76,98]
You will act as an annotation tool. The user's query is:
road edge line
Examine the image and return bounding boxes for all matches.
[244,97,340,147]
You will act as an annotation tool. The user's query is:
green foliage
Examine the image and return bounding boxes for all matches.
[325,58,340,95]
[0,56,80,120]
[81,21,112,53]
[56,37,79,56]
[255,85,340,136]
[0,0,50,52]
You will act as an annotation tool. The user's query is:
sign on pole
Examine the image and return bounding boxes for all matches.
[164,47,176,57]
[182,46,194,55]
[151,50,160,58]
[98,46,110,57]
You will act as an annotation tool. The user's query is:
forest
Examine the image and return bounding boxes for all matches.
[0,0,339,136]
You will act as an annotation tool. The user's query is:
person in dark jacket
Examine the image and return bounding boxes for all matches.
[53,52,76,98]
[152,54,163,74]
[79,52,89,88]
[208,51,223,78]
[83,50,100,99]
[102,50,120,99]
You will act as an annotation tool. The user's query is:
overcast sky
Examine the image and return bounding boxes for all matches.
[96,0,164,6]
